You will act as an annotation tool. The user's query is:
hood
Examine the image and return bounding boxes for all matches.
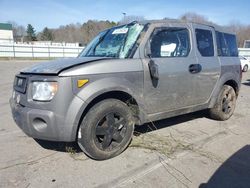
[20,57,107,75]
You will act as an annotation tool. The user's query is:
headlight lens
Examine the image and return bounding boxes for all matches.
[32,82,58,101]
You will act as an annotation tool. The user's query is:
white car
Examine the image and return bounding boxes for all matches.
[240,56,250,72]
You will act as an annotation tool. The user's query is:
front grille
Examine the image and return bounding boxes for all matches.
[14,75,28,93]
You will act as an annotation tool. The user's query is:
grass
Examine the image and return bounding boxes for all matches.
[130,125,224,163]
[130,131,193,158]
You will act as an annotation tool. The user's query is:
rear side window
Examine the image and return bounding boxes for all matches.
[216,32,238,57]
[216,32,229,56]
[150,28,190,58]
[195,29,214,57]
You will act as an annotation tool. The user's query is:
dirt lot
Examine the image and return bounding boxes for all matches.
[0,60,250,188]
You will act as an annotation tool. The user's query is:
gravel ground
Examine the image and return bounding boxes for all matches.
[0,60,250,188]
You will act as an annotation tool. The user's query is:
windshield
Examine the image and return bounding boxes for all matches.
[79,23,144,58]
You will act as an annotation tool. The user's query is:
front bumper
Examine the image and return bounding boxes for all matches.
[9,74,88,142]
[9,94,88,142]
[10,97,61,141]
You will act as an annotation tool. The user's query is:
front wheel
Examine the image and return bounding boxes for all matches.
[77,99,135,160]
[209,85,236,121]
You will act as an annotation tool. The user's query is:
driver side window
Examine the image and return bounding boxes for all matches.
[150,28,190,58]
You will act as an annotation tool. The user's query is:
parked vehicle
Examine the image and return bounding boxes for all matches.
[10,19,241,160]
[239,55,250,72]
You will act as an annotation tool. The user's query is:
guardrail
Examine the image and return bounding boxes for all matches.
[0,43,84,58]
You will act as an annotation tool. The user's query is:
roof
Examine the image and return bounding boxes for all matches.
[0,23,13,31]
[138,19,235,34]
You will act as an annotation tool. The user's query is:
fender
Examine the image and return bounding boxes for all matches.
[67,74,147,140]
[75,75,145,110]
[209,70,240,108]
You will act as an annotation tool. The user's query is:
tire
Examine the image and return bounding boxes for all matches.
[209,85,236,121]
[243,65,248,72]
[77,99,135,160]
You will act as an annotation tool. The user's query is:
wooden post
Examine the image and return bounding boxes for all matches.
[13,44,15,59]
[48,46,50,59]
[31,45,34,59]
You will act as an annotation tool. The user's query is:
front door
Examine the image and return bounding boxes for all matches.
[142,23,198,114]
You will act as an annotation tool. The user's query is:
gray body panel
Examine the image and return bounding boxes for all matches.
[10,20,241,142]
[10,60,145,142]
[59,59,143,76]
[141,22,198,113]
[21,57,108,74]
[10,75,86,141]
[191,24,221,105]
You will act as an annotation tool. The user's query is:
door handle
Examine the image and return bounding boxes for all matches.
[189,64,202,74]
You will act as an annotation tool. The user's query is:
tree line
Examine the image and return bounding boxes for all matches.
[179,12,250,48]
[10,20,116,46]
[9,13,250,47]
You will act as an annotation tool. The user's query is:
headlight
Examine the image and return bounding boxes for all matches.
[32,82,58,101]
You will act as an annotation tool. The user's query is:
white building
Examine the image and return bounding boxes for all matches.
[0,23,14,43]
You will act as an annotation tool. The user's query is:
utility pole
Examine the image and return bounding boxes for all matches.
[122,12,126,21]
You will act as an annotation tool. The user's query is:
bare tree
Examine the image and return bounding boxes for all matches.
[180,12,214,25]
[227,21,250,47]
[52,20,116,45]
[8,21,26,42]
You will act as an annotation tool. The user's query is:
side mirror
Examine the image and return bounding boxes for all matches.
[146,42,159,80]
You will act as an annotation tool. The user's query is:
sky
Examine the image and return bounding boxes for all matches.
[0,0,250,31]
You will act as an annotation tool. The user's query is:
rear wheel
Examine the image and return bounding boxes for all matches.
[243,65,248,72]
[77,99,134,160]
[209,85,236,121]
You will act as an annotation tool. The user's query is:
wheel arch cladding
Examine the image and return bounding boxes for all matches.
[209,71,240,108]
[74,90,141,141]
[224,79,239,96]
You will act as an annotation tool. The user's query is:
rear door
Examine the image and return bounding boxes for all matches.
[191,24,221,105]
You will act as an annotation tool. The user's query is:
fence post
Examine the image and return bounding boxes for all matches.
[13,44,15,59]
[48,46,50,59]
[31,45,34,59]
[63,47,65,58]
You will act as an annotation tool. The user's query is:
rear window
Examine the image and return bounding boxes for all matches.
[216,32,238,57]
[195,29,214,57]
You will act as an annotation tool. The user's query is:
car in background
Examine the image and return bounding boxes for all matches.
[240,56,250,72]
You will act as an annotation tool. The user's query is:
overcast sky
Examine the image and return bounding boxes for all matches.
[0,0,249,31]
